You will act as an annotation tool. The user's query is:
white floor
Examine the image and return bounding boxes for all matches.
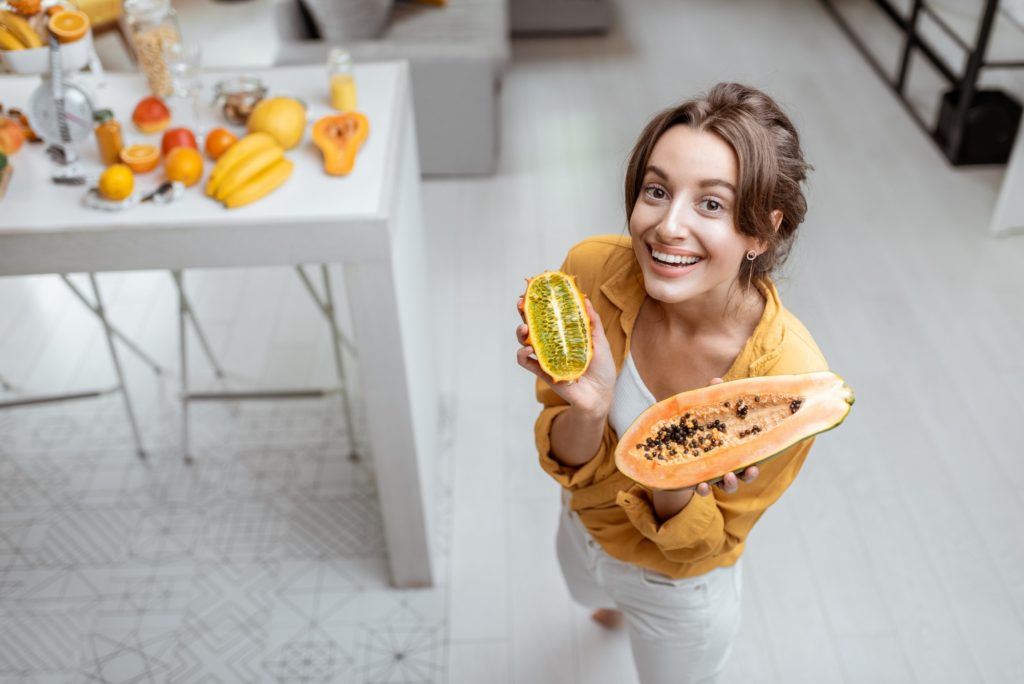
[5,0,1024,682]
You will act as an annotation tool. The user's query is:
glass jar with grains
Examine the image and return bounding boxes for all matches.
[124,0,181,97]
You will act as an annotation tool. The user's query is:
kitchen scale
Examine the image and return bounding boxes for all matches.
[26,35,95,184]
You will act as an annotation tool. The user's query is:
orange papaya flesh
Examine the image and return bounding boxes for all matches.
[312,112,369,176]
[615,371,854,490]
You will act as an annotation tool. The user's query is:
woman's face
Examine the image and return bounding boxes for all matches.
[629,125,759,307]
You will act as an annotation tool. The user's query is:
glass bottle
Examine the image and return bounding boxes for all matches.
[124,0,181,97]
[327,48,358,112]
[93,109,124,166]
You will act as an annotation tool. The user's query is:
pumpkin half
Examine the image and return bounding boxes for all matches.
[524,271,593,383]
[614,371,854,490]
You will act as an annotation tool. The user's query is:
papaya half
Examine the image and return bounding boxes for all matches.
[312,112,369,176]
[614,371,854,490]
[524,271,592,383]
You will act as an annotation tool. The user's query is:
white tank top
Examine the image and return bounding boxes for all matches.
[609,351,657,438]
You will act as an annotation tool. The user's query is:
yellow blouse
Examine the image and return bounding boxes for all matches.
[533,235,829,579]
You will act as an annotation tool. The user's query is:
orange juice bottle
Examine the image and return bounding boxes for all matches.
[327,48,358,111]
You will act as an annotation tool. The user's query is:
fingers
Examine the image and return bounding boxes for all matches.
[516,344,542,375]
[739,465,760,483]
[708,377,724,385]
[516,323,529,345]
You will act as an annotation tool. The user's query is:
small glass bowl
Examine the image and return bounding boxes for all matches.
[212,76,268,125]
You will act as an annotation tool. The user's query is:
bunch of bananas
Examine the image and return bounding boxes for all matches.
[0,10,44,50]
[205,132,295,209]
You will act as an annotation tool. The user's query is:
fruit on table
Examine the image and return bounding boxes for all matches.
[523,271,593,383]
[0,116,25,155]
[203,127,237,161]
[221,157,294,209]
[7,108,39,142]
[98,163,134,201]
[212,144,283,201]
[205,132,291,208]
[164,146,203,187]
[8,0,42,15]
[47,9,89,43]
[614,371,855,490]
[312,112,369,176]
[160,127,197,155]
[205,131,277,197]
[131,96,171,134]
[246,96,306,149]
[0,10,44,48]
[119,144,160,173]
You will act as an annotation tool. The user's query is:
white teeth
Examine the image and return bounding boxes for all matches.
[651,249,701,266]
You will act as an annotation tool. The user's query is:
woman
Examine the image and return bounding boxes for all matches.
[515,83,828,683]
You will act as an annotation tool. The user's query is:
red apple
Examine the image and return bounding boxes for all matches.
[132,96,171,134]
[161,127,198,155]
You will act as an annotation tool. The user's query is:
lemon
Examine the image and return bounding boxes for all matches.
[98,164,134,201]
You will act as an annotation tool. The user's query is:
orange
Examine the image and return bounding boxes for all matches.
[11,0,42,16]
[164,147,204,187]
[204,128,238,161]
[98,164,134,201]
[47,10,89,43]
[119,144,160,173]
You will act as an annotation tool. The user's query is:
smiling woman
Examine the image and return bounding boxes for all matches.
[515,83,828,684]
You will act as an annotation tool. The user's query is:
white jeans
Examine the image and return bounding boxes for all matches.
[556,492,742,684]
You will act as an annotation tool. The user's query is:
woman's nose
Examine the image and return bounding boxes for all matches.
[657,200,693,240]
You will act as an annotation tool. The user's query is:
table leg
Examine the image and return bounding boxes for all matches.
[59,274,164,376]
[169,271,225,378]
[298,264,358,461]
[88,273,146,459]
[172,270,192,464]
[345,260,437,588]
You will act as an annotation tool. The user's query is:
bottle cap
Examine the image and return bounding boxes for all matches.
[94,109,115,123]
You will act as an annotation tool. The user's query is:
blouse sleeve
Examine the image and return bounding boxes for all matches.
[614,438,814,564]
[534,381,615,490]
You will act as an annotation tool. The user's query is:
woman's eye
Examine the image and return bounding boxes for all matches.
[700,198,725,213]
[644,185,667,200]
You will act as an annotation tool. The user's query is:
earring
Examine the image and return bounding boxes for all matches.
[746,249,757,261]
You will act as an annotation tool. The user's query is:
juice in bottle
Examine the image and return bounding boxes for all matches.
[327,48,358,111]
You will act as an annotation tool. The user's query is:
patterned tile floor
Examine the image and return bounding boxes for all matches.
[0,395,451,683]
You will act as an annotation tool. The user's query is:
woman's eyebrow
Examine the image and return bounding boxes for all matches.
[644,164,669,180]
[699,179,736,194]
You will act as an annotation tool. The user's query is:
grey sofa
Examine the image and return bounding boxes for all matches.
[272,0,509,176]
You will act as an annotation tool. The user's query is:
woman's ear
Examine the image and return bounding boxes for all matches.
[770,209,783,232]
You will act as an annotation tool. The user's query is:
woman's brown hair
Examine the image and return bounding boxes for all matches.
[624,83,811,283]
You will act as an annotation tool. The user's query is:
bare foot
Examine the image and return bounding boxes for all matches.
[591,608,624,629]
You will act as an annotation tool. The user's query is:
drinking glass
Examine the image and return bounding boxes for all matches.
[164,42,203,135]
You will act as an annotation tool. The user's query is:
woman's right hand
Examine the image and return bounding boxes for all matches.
[515,295,617,418]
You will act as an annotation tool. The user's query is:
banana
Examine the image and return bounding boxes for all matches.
[0,24,26,50]
[223,158,294,209]
[214,145,285,201]
[204,132,279,197]
[0,11,43,49]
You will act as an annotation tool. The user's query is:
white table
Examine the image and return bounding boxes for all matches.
[0,62,437,588]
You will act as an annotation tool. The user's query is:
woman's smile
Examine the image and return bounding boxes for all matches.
[647,244,704,277]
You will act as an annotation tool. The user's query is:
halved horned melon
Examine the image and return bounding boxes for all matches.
[615,371,854,490]
[524,271,593,383]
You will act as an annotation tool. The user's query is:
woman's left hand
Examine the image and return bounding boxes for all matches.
[694,377,759,495]
[651,377,760,520]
